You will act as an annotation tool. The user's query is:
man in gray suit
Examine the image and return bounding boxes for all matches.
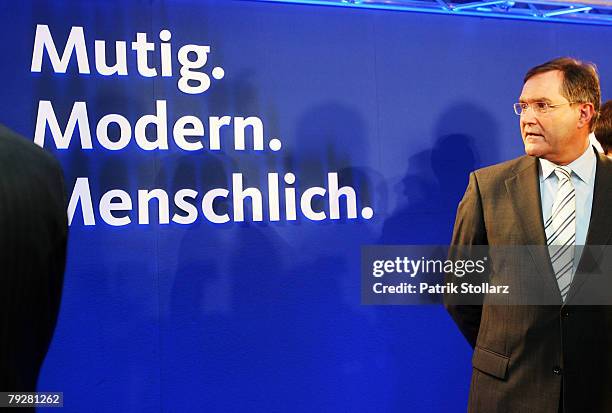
[446,58,612,412]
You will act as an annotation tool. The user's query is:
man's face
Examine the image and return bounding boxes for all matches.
[519,70,586,165]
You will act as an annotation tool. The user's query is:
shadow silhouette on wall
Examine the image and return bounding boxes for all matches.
[380,102,501,245]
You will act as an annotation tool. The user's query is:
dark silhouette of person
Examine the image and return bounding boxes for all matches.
[0,124,67,399]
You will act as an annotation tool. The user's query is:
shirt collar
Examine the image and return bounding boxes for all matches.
[539,145,596,184]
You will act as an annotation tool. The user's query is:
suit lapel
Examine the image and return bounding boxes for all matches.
[584,153,612,246]
[505,158,547,246]
[505,158,558,296]
[566,153,612,304]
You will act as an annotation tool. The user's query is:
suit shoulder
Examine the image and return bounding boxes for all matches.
[472,155,534,184]
[0,124,62,175]
[597,151,612,170]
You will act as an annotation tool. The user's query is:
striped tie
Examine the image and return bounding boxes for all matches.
[545,166,575,302]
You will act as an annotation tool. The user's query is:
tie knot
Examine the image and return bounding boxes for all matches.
[554,166,572,181]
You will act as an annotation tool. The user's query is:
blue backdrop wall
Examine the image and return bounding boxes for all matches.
[0,1,611,412]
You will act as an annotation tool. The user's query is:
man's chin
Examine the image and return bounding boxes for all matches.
[524,143,546,157]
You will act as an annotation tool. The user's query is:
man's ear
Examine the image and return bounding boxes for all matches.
[578,103,596,129]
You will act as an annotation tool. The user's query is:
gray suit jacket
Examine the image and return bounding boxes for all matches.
[446,149,612,413]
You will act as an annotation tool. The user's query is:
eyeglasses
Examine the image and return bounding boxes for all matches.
[513,101,576,115]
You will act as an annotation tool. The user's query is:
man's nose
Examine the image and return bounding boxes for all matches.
[521,108,538,125]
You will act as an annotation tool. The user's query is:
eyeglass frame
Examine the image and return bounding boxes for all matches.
[513,101,579,116]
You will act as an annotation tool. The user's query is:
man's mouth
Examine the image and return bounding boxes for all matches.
[525,132,544,139]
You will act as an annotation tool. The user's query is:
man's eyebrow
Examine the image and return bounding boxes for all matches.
[518,97,553,103]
